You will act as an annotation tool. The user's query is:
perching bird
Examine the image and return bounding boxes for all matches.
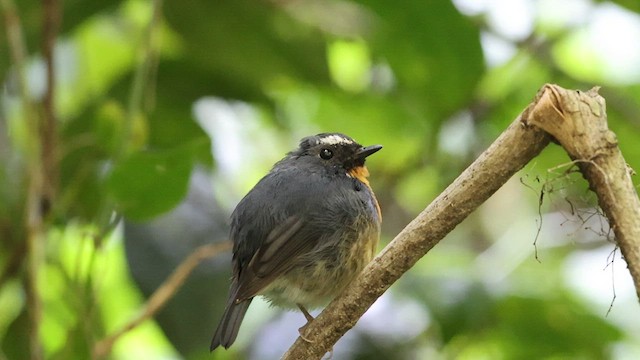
[210,133,382,351]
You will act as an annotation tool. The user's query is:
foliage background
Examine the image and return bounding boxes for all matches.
[1,0,640,359]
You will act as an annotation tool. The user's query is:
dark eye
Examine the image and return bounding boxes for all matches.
[320,148,333,160]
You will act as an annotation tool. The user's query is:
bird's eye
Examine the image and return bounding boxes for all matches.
[320,148,333,160]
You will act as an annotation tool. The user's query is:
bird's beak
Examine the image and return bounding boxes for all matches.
[356,144,383,160]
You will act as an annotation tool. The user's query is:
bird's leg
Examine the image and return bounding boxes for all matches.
[297,304,335,358]
[297,303,315,343]
[297,303,315,322]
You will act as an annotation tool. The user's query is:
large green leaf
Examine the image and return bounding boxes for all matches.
[107,142,204,221]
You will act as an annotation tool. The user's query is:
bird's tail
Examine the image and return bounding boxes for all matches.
[210,294,252,351]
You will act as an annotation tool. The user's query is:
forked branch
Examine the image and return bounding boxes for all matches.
[283,84,640,359]
[526,85,640,299]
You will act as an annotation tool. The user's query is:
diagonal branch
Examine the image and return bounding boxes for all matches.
[92,241,232,360]
[283,89,552,359]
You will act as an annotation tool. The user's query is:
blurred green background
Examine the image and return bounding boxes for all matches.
[1,0,640,359]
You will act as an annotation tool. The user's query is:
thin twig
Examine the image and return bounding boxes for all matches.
[121,0,162,157]
[605,246,618,317]
[92,241,232,359]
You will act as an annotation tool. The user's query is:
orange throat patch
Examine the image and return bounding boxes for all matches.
[348,165,370,186]
[348,166,382,220]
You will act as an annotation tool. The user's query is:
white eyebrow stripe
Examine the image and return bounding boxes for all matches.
[318,134,353,146]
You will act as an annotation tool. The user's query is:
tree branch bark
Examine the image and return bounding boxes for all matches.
[283,84,640,359]
[1,1,45,358]
[526,85,640,299]
[283,91,551,360]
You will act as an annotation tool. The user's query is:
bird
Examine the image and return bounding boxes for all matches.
[210,132,382,351]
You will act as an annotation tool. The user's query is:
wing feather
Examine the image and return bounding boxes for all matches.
[235,215,318,301]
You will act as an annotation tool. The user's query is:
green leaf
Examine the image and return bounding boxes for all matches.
[605,0,640,13]
[107,144,201,221]
[162,0,330,103]
[361,0,485,117]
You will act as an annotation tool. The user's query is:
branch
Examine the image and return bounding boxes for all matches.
[40,0,62,213]
[283,91,552,359]
[1,1,45,359]
[92,241,232,359]
[526,84,640,299]
[0,0,30,102]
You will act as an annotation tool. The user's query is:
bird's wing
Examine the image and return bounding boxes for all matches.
[234,215,318,301]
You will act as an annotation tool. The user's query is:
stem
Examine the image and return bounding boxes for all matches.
[121,0,162,157]
[41,0,62,213]
[1,1,45,359]
[92,241,232,359]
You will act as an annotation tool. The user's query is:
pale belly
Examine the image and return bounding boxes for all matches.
[261,222,379,309]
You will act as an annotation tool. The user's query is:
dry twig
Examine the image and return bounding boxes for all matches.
[92,241,232,359]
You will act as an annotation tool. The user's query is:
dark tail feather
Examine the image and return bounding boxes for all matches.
[210,296,252,351]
